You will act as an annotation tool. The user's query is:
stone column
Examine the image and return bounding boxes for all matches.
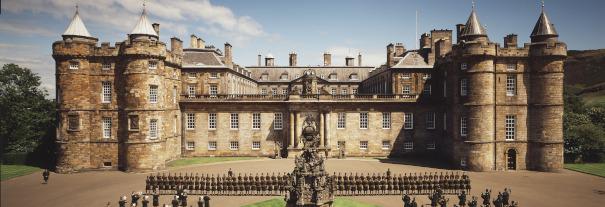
[295,112,301,148]
[325,112,330,147]
[290,112,295,148]
[320,112,325,147]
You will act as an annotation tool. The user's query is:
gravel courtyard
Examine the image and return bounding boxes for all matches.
[2,158,604,207]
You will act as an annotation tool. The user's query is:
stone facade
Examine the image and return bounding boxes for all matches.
[54,5,565,173]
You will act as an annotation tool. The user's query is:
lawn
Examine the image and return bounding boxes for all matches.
[565,163,605,177]
[241,198,381,207]
[166,157,261,168]
[1,165,41,181]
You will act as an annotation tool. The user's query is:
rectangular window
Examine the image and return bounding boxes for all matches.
[188,85,196,98]
[230,113,239,129]
[381,141,391,149]
[359,141,368,150]
[209,85,218,96]
[186,113,195,130]
[188,72,196,79]
[423,73,431,80]
[426,112,436,129]
[403,142,414,150]
[69,61,79,70]
[423,84,432,95]
[426,142,436,150]
[129,115,139,130]
[102,63,111,70]
[507,63,517,71]
[102,117,111,139]
[331,88,336,95]
[271,88,277,95]
[186,141,195,150]
[172,86,177,103]
[282,88,288,95]
[404,113,414,129]
[460,116,468,137]
[359,112,368,129]
[229,141,239,150]
[337,112,346,129]
[341,89,348,95]
[173,116,177,134]
[252,113,261,129]
[148,60,158,70]
[208,113,217,129]
[274,113,283,130]
[252,141,261,150]
[102,81,111,103]
[210,72,218,78]
[337,141,346,149]
[208,141,217,150]
[149,119,158,139]
[460,79,468,96]
[461,63,468,70]
[460,158,467,167]
[352,88,358,94]
[506,75,516,96]
[402,73,411,79]
[402,85,411,95]
[329,74,337,80]
[68,114,79,130]
[382,112,391,129]
[149,85,158,103]
[261,88,267,95]
[505,115,516,140]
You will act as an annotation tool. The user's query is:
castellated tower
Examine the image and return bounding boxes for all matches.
[453,6,497,171]
[119,7,182,172]
[528,6,566,171]
[53,7,102,173]
[53,6,182,173]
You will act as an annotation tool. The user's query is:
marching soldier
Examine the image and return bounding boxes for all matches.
[152,188,160,207]
[42,169,50,184]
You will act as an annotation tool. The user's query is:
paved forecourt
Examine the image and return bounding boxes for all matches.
[1,158,604,207]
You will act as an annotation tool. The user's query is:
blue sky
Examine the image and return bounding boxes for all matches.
[1,0,604,98]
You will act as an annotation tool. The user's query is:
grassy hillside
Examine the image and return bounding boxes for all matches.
[565,49,605,106]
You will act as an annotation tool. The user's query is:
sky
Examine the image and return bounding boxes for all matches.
[1,0,604,98]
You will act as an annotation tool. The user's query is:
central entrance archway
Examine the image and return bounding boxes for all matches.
[507,149,517,170]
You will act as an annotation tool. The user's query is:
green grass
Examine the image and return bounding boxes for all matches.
[580,90,605,106]
[565,163,605,177]
[166,157,261,168]
[1,165,41,181]
[241,198,381,207]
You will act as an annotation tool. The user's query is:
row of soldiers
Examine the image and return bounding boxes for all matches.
[332,171,470,195]
[401,188,518,207]
[145,170,470,196]
[117,194,211,207]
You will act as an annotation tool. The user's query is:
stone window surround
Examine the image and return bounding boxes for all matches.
[381,140,391,150]
[101,81,111,103]
[460,116,468,137]
[506,75,516,96]
[149,119,159,139]
[505,115,516,141]
[252,141,261,150]
[382,112,391,129]
[359,112,368,129]
[128,114,139,131]
[149,85,158,103]
[210,72,219,79]
[403,142,414,150]
[186,113,195,130]
[67,113,80,131]
[426,112,436,130]
[230,113,239,129]
[148,60,158,70]
[102,62,111,70]
[460,78,468,97]
[404,113,414,130]
[186,141,195,150]
[252,113,261,130]
[423,84,432,95]
[69,60,79,70]
[102,117,111,139]
[229,141,239,150]
[208,141,217,150]
[402,85,411,95]
[208,113,217,129]
[507,63,517,71]
[337,112,346,129]
[274,113,283,130]
[359,141,368,150]
[187,85,196,98]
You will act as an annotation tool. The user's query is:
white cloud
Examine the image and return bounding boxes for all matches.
[0,21,56,37]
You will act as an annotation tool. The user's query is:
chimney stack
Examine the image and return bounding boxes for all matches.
[323,52,331,66]
[289,52,297,66]
[386,43,395,67]
[224,42,232,67]
[197,38,205,48]
[345,55,354,67]
[258,54,262,66]
[420,33,431,49]
[265,54,275,66]
[170,37,183,54]
[152,23,160,37]
[456,24,465,43]
[190,34,198,48]
[358,53,362,66]
[504,34,518,48]
[395,43,405,56]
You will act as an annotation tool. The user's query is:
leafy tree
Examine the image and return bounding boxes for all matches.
[565,124,605,162]
[0,63,55,154]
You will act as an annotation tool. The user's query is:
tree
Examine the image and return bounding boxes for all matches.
[0,64,55,154]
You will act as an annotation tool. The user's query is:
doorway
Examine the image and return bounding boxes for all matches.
[507,149,517,170]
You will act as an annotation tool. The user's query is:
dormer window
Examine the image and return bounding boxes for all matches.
[460,63,468,70]
[148,60,158,70]
[102,63,111,70]
[280,73,289,80]
[188,72,196,79]
[210,72,218,78]
[261,73,269,80]
[349,73,358,80]
[69,61,79,70]
[402,73,411,79]
[329,73,337,80]
[507,63,517,71]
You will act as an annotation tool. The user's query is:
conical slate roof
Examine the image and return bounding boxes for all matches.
[130,7,158,36]
[531,9,558,37]
[63,7,92,37]
[460,8,486,37]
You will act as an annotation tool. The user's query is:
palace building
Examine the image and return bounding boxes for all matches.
[53,4,566,173]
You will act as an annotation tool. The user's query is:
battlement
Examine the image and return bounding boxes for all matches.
[458,41,497,57]
[529,42,567,57]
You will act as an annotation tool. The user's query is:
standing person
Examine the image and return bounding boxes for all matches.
[42,169,50,184]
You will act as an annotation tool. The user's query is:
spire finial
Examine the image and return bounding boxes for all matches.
[75,3,79,14]
[142,0,147,14]
[541,0,545,12]
[472,0,476,9]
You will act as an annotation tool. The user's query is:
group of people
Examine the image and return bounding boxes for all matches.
[401,188,518,207]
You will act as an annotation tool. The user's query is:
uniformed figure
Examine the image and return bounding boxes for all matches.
[458,190,467,206]
[502,188,511,206]
[481,189,491,206]
[152,188,160,207]
[203,195,211,207]
[402,194,411,207]
[228,168,233,177]
[42,169,50,184]
[119,196,127,207]
[131,191,141,206]
[197,196,204,207]
[468,196,478,207]
[141,196,149,207]
[171,195,179,207]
